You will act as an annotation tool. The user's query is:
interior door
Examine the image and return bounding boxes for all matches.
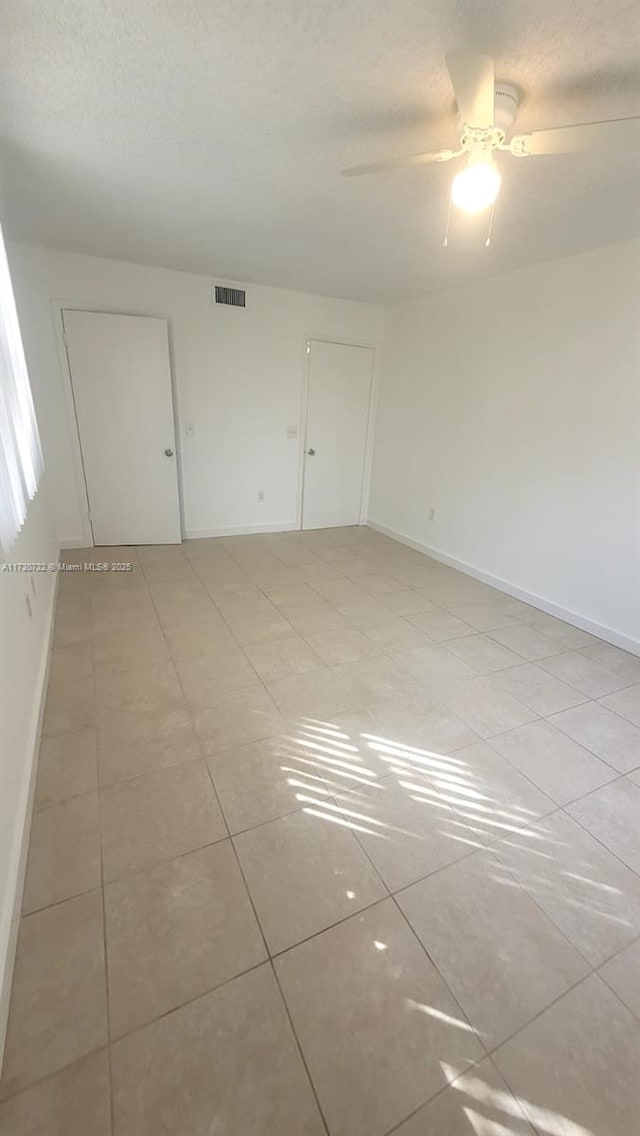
[63,310,181,546]
[302,340,374,530]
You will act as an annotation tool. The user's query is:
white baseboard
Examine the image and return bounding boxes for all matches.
[184,521,299,540]
[0,572,58,1069]
[61,522,301,546]
[367,519,640,656]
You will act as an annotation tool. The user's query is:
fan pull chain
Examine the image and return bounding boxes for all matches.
[485,201,496,247]
[442,198,453,248]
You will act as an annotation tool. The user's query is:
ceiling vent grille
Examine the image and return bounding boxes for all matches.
[214,285,246,307]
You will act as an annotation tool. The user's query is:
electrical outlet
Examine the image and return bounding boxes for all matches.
[428,508,436,522]
[286,425,298,440]
[257,491,265,502]
[185,423,195,437]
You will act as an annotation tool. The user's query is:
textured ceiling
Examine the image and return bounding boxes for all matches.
[1,0,638,302]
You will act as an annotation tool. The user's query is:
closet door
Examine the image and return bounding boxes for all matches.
[63,310,181,545]
[302,340,373,529]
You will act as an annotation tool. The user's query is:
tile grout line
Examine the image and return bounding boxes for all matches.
[0,1047,112,1116]
[268,959,331,1136]
[558,800,640,878]
[90,646,116,1136]
[72,628,109,1134]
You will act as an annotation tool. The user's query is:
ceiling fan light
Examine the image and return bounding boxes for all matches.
[451,160,501,213]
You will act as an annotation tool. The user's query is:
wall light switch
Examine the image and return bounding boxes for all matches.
[286,425,298,439]
[185,423,195,437]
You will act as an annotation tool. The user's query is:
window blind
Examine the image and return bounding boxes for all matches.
[0,224,44,554]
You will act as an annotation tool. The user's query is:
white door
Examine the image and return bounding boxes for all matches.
[302,340,374,530]
[63,310,181,546]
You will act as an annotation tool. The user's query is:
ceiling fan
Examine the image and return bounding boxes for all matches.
[341,49,640,216]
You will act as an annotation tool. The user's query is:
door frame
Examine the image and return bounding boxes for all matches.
[52,301,185,548]
[296,336,379,532]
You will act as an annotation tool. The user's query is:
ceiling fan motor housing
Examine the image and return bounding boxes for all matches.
[493,82,520,133]
[456,82,519,137]
[454,81,520,169]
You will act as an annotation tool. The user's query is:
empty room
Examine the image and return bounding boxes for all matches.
[0,2,639,1134]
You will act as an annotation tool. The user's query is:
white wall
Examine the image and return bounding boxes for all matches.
[7,244,384,545]
[369,241,640,650]
[0,481,58,1057]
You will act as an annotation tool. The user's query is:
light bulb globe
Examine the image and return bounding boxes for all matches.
[451,162,501,214]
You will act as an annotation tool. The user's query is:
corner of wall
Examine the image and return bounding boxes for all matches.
[0,566,57,1070]
[367,517,640,656]
[0,517,59,1070]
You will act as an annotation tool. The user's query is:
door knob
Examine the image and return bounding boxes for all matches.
[164,448,174,457]
[307,448,316,455]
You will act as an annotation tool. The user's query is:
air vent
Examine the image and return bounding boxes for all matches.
[214,285,246,307]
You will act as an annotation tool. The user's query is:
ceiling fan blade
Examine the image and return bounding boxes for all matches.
[445,49,495,128]
[341,149,459,177]
[512,117,640,156]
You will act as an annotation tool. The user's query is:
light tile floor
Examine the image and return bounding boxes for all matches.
[1,526,639,1136]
